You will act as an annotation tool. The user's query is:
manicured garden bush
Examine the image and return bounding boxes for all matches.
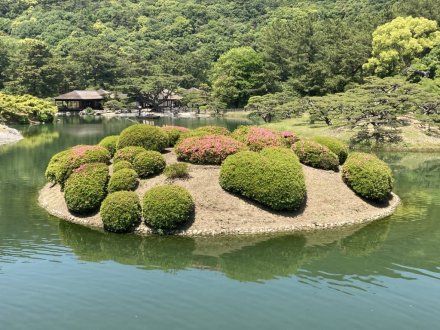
[142,185,194,230]
[232,126,284,151]
[98,135,119,157]
[219,148,306,211]
[117,124,168,152]
[161,125,190,146]
[175,135,246,165]
[113,146,146,164]
[113,160,134,172]
[178,125,230,141]
[281,131,300,147]
[164,163,190,179]
[342,152,393,202]
[313,136,349,165]
[132,151,166,178]
[292,140,339,171]
[100,191,141,233]
[64,163,109,214]
[108,168,139,193]
[45,145,111,186]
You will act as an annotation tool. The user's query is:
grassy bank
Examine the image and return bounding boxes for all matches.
[263,114,440,152]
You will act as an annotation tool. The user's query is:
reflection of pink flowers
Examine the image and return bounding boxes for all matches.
[244,127,283,151]
[175,135,246,165]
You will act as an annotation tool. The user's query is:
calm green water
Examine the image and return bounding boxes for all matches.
[0,117,439,329]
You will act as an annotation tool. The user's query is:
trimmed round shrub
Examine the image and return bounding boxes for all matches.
[342,152,393,202]
[99,135,119,157]
[100,191,141,233]
[45,145,111,186]
[175,135,246,165]
[292,140,339,171]
[232,126,284,151]
[133,151,166,178]
[313,136,349,165]
[64,163,109,214]
[113,146,146,164]
[164,163,190,179]
[142,185,194,230]
[161,125,190,146]
[108,168,139,193]
[219,148,306,211]
[281,131,300,147]
[178,126,230,142]
[117,124,168,152]
[113,160,134,172]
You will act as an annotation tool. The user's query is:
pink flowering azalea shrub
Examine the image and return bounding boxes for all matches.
[175,135,246,165]
[45,145,111,186]
[232,126,284,151]
[281,131,300,147]
[161,125,191,146]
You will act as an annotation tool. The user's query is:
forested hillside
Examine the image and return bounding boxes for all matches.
[0,0,436,98]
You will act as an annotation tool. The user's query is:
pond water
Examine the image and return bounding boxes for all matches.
[0,116,439,329]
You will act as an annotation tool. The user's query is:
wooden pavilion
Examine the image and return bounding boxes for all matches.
[54,90,109,111]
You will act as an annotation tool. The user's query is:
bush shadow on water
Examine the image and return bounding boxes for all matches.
[58,218,392,283]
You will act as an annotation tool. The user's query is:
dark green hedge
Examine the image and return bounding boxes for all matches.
[64,163,109,214]
[117,124,168,152]
[113,146,146,164]
[292,140,339,171]
[108,168,138,193]
[45,145,111,187]
[313,136,349,165]
[113,160,134,172]
[342,152,393,202]
[100,191,141,233]
[99,135,119,157]
[219,147,306,211]
[133,151,166,178]
[142,185,194,230]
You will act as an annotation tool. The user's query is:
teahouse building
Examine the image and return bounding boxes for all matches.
[54,90,109,111]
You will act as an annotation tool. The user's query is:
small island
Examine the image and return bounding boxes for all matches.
[39,124,400,236]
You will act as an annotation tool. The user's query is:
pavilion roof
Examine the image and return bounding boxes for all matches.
[54,90,105,101]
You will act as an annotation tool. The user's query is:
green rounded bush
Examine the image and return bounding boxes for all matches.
[113,160,134,172]
[99,135,119,157]
[292,140,339,171]
[164,163,190,179]
[178,126,230,142]
[45,145,111,186]
[161,126,190,146]
[113,146,146,164]
[133,151,166,178]
[219,148,306,211]
[100,191,141,233]
[142,185,194,230]
[342,152,393,202]
[64,163,109,214]
[313,136,349,165]
[108,168,139,193]
[117,124,168,152]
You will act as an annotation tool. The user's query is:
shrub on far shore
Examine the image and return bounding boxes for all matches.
[175,135,246,165]
[113,160,134,172]
[292,140,339,171]
[313,136,349,165]
[161,126,190,146]
[100,191,141,233]
[142,185,194,230]
[164,163,190,179]
[108,168,138,193]
[232,126,284,151]
[64,163,109,214]
[45,145,111,186]
[113,146,146,164]
[99,135,119,157]
[133,151,166,178]
[342,152,393,202]
[117,124,168,152]
[219,148,306,211]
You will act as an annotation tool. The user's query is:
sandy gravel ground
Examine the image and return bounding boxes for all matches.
[0,125,23,145]
[39,150,400,236]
